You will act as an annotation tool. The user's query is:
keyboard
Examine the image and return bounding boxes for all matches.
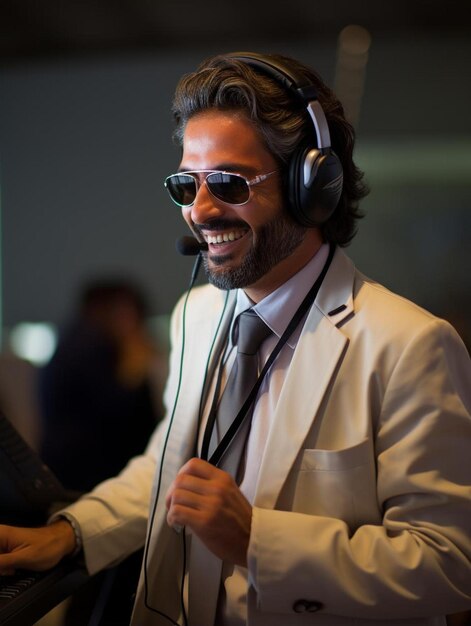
[0,560,89,626]
[0,411,90,624]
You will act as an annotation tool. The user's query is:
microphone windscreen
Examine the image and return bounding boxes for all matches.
[176,236,208,256]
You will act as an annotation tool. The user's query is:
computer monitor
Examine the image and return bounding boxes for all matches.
[0,411,78,526]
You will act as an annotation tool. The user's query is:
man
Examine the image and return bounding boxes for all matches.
[0,52,470,626]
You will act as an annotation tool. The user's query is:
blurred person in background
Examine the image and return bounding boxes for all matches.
[38,277,167,492]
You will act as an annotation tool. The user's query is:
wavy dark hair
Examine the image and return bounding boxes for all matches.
[172,52,369,246]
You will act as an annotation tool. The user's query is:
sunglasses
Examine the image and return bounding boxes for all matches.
[164,169,278,208]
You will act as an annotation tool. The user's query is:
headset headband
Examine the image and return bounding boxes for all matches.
[226,51,332,151]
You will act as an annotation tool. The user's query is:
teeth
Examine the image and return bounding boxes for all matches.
[206,230,246,245]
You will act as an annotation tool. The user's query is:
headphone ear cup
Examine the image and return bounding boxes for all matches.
[288,143,344,227]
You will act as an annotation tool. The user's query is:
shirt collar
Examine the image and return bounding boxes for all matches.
[233,243,330,349]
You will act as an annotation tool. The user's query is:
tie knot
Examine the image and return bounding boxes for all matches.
[236,310,271,356]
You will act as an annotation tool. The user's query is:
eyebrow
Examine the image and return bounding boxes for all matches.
[177,164,257,175]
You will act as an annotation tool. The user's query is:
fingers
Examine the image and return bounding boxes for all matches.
[165,458,252,565]
[166,460,213,528]
[165,458,234,513]
[0,549,33,574]
[0,552,18,576]
[166,458,219,500]
[176,457,228,481]
[0,522,76,574]
[0,529,31,575]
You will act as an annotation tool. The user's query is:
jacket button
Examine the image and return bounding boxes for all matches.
[292,599,324,613]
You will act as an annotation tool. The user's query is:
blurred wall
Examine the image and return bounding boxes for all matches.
[0,35,470,342]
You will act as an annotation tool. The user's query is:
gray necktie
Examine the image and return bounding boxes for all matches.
[189,310,271,624]
[208,308,272,479]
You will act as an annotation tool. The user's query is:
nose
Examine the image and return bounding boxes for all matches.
[189,179,224,226]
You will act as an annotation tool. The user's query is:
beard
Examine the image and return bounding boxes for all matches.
[200,212,307,291]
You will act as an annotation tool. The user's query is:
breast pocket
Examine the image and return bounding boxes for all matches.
[290,438,381,529]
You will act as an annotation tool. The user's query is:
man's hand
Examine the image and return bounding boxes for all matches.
[166,458,252,567]
[0,520,77,575]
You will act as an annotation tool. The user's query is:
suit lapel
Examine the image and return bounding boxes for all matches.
[163,286,236,471]
[132,286,236,624]
[255,249,355,509]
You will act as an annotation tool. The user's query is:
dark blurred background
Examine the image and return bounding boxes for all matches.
[0,0,470,389]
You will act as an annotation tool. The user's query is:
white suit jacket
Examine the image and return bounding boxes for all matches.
[64,248,471,625]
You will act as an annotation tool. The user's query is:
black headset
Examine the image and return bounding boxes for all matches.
[226,52,344,227]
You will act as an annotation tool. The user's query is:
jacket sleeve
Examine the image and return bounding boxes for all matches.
[249,319,471,619]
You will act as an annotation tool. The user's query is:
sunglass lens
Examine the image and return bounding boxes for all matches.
[165,174,197,207]
[207,173,249,204]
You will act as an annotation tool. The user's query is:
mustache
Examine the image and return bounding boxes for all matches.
[194,219,248,232]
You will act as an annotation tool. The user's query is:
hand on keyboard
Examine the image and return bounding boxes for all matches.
[0,520,76,576]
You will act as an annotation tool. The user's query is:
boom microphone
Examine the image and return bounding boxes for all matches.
[176,236,208,256]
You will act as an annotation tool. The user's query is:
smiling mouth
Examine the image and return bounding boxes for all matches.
[204,228,248,245]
